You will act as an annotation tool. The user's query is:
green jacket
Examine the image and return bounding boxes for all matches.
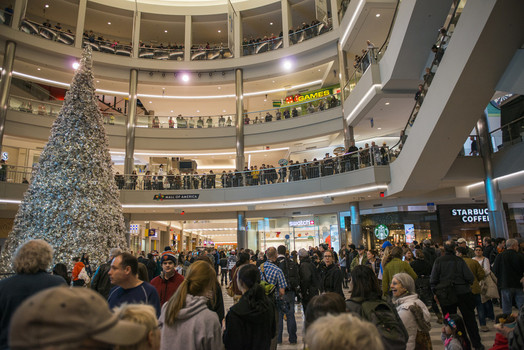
[350,254,368,272]
[382,258,418,294]
[462,257,485,294]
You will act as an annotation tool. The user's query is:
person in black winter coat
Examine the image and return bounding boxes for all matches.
[410,249,442,322]
[422,240,437,266]
[493,238,524,315]
[298,249,320,313]
[320,250,344,298]
[223,264,276,350]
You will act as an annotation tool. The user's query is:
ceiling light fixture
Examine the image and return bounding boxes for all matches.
[181,74,190,82]
[45,4,49,8]
[376,14,381,17]
[37,68,41,71]
[164,30,168,33]
[270,22,273,25]
[72,62,80,70]
[282,59,293,71]
[218,30,221,33]
[385,102,390,105]
[108,22,111,25]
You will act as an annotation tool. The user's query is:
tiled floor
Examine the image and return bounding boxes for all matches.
[221,283,502,349]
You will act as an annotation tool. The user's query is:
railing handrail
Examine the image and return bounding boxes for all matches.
[242,36,284,48]
[488,115,524,135]
[376,0,401,62]
[9,95,62,107]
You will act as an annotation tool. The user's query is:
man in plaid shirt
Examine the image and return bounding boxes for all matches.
[260,247,287,297]
[260,247,286,349]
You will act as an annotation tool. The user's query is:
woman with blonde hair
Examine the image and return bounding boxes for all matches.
[159,260,221,350]
[115,304,160,350]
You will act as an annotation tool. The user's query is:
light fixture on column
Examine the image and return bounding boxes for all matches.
[209,72,213,77]
[162,72,166,78]
[264,94,267,102]
[149,71,154,77]
[222,71,226,76]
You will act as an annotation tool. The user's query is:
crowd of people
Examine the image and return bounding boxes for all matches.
[1,236,523,349]
[115,142,391,191]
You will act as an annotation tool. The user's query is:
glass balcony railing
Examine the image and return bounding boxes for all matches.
[288,20,333,46]
[8,91,341,129]
[0,7,13,26]
[83,39,132,57]
[242,36,283,56]
[342,48,377,99]
[1,147,390,189]
[489,115,524,153]
[20,18,76,46]
[190,46,233,61]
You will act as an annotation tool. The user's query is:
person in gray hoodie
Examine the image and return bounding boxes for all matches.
[159,260,222,350]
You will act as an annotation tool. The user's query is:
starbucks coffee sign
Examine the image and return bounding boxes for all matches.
[451,208,489,223]
[374,224,389,240]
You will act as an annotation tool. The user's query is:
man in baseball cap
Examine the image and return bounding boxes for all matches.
[457,238,474,258]
[150,251,184,305]
[9,286,147,350]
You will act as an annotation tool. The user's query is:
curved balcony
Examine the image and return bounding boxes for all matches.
[5,94,343,150]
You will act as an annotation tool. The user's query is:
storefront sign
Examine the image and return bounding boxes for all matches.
[153,194,199,200]
[278,158,289,166]
[289,219,315,227]
[374,224,389,240]
[451,208,489,223]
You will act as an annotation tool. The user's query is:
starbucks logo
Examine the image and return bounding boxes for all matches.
[374,224,389,240]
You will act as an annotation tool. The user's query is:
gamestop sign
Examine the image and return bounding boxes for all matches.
[451,208,489,223]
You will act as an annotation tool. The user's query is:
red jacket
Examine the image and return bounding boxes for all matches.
[489,333,508,350]
[150,271,184,305]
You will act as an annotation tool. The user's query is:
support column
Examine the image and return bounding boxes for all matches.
[184,16,192,62]
[0,41,16,155]
[11,0,27,29]
[235,68,245,170]
[281,0,292,48]
[477,112,509,239]
[74,0,87,49]
[349,202,362,245]
[330,0,339,29]
[237,211,247,250]
[132,11,141,58]
[124,69,138,175]
[338,41,352,149]
[123,213,132,247]
[233,10,242,58]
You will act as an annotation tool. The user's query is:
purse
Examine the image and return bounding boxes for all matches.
[409,303,433,350]
[226,270,236,297]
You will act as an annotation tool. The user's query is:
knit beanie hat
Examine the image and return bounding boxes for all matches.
[161,251,177,263]
[381,241,393,249]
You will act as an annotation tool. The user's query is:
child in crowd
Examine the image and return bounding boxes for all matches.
[441,313,471,350]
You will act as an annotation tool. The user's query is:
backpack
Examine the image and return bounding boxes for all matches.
[347,298,408,350]
[277,257,300,291]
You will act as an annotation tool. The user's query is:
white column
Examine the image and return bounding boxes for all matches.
[233,11,242,58]
[184,15,192,62]
[12,0,27,29]
[74,0,87,48]
[330,0,339,28]
[132,11,141,58]
[281,0,292,48]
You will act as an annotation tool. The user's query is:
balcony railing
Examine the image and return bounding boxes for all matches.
[190,46,233,61]
[1,147,390,189]
[489,115,524,153]
[8,92,341,129]
[289,20,333,46]
[20,18,76,46]
[242,36,283,56]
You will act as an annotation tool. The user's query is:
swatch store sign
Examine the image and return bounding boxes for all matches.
[451,208,489,223]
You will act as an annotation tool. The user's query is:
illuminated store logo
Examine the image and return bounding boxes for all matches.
[374,224,389,240]
[1,152,7,161]
[285,90,331,104]
[289,220,315,227]
[451,208,489,223]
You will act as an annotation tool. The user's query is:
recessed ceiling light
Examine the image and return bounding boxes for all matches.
[217,86,221,89]
[164,30,168,33]
[270,22,273,25]
[108,22,111,25]
[272,80,275,83]
[72,62,79,70]
[171,110,174,113]
[377,127,382,130]
[223,109,226,112]
[385,102,390,105]
[96,80,99,83]
[218,30,221,33]
[318,69,321,71]
[149,101,152,104]
[376,14,381,17]
[45,4,49,8]
[181,74,190,82]
[162,87,165,90]
[197,110,200,113]
[37,68,41,71]
[283,59,293,71]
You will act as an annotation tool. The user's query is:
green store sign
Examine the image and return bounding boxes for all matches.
[374,224,389,240]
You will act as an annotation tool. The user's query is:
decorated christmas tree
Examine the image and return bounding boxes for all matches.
[0,47,128,272]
